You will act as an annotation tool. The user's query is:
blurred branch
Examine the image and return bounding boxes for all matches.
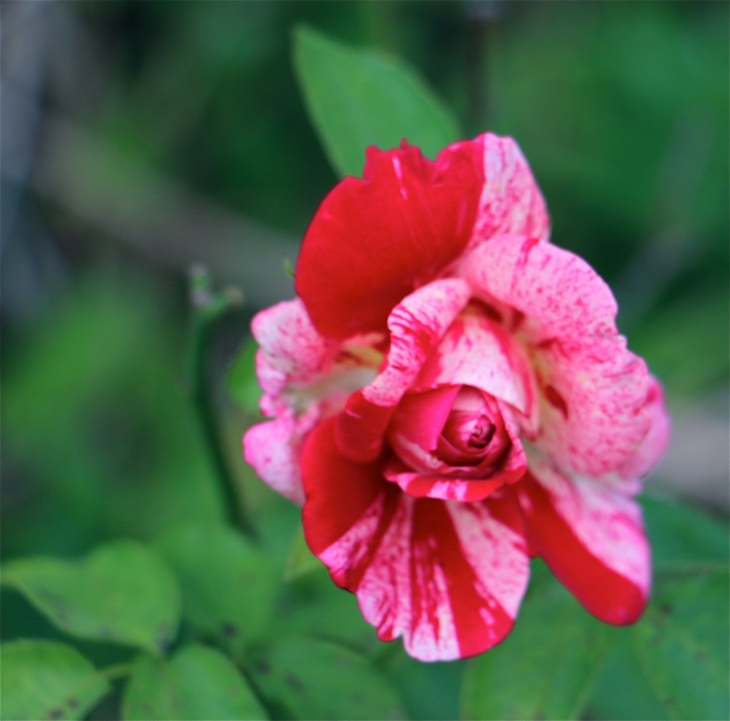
[32,113,300,307]
[187,267,256,538]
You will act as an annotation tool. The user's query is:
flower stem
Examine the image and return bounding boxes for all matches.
[187,266,256,539]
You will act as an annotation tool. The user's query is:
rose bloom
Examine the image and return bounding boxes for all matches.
[243,133,669,662]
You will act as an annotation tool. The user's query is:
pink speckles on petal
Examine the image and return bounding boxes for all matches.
[412,305,537,416]
[363,278,472,406]
[616,377,671,481]
[459,234,618,348]
[243,412,314,505]
[252,299,338,400]
[469,134,550,249]
[458,234,666,479]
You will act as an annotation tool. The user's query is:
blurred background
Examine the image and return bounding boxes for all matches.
[2,0,727,630]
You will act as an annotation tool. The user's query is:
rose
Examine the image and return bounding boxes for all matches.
[243,133,669,661]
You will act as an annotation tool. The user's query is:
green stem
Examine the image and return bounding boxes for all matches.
[187,272,256,539]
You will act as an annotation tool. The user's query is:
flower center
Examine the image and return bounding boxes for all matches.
[441,410,495,452]
[434,386,509,468]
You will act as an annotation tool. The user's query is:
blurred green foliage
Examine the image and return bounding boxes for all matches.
[122,644,265,720]
[2,2,728,720]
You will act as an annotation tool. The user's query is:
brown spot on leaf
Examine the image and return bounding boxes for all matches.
[66,698,79,709]
[48,709,64,720]
[285,672,305,693]
[255,659,271,675]
[98,625,115,639]
[221,622,238,638]
[156,624,173,652]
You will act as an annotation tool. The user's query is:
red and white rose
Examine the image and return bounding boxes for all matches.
[243,133,669,661]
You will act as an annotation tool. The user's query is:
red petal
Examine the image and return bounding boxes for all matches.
[296,141,483,339]
[381,466,508,502]
[388,385,462,459]
[301,417,388,561]
[301,419,530,661]
[515,460,650,625]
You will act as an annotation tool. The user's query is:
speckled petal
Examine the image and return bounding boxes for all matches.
[302,418,530,661]
[458,234,666,479]
[515,454,650,625]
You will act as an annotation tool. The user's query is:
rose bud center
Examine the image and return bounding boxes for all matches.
[442,411,495,450]
[435,387,508,468]
[387,384,517,480]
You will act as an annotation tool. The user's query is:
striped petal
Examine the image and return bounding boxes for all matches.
[302,418,530,661]
[514,454,650,625]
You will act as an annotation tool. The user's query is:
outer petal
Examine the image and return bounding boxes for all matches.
[459,234,662,478]
[296,141,484,339]
[615,378,670,482]
[514,454,650,625]
[302,418,530,661]
[468,133,550,249]
[335,279,471,463]
[252,298,338,411]
[243,410,316,505]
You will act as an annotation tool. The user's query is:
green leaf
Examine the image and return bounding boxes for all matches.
[633,567,729,720]
[155,523,275,651]
[283,525,322,582]
[1,541,181,654]
[377,643,464,721]
[461,575,610,720]
[274,569,379,654]
[640,494,729,568]
[226,336,263,415]
[250,636,405,720]
[293,25,459,178]
[122,643,266,720]
[1,639,110,721]
[585,629,669,721]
